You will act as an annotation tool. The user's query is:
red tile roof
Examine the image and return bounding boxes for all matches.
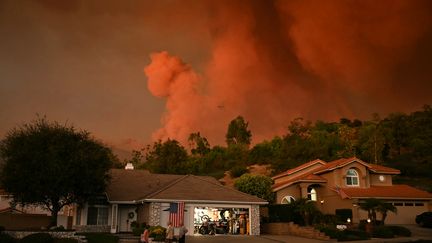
[272,173,326,191]
[368,164,400,174]
[272,159,326,179]
[340,185,432,199]
[272,157,403,192]
[313,157,400,175]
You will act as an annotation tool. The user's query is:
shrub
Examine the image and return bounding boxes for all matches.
[388,225,411,237]
[315,225,341,239]
[79,233,119,243]
[230,165,248,178]
[149,225,166,241]
[20,233,54,243]
[338,229,370,241]
[266,204,303,223]
[132,226,145,236]
[0,225,5,232]
[335,209,353,222]
[50,225,66,231]
[54,238,80,243]
[372,226,395,238]
[0,233,17,243]
[314,214,342,225]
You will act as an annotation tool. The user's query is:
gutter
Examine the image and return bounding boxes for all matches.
[140,198,268,205]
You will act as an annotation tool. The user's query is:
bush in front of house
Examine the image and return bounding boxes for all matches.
[335,209,353,222]
[372,225,395,238]
[337,229,370,241]
[78,233,119,243]
[388,225,412,237]
[20,233,54,243]
[0,232,18,243]
[313,213,343,225]
[149,225,166,242]
[266,204,303,224]
[315,225,342,239]
[53,238,79,243]
[316,225,370,241]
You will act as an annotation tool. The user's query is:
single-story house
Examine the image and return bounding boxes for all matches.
[73,167,267,235]
[272,157,432,224]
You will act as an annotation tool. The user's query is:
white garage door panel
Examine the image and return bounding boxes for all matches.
[386,205,427,224]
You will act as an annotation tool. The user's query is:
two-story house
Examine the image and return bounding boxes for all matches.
[272,157,432,224]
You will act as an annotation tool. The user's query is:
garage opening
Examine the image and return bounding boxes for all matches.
[193,207,249,235]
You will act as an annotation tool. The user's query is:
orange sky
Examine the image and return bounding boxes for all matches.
[1,0,432,150]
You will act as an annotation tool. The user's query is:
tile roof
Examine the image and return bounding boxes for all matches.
[272,157,402,192]
[107,169,182,202]
[146,175,267,204]
[0,207,25,214]
[107,169,267,204]
[272,173,326,191]
[313,157,400,175]
[272,159,326,179]
[340,185,432,199]
[368,164,400,174]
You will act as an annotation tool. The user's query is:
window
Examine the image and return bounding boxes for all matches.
[346,169,359,186]
[307,188,317,201]
[281,196,295,204]
[415,203,424,206]
[87,206,108,225]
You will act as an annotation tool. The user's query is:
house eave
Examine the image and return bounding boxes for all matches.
[108,200,138,204]
[353,197,432,200]
[272,180,327,192]
[140,198,268,205]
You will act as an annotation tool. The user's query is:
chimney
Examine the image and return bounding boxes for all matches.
[125,162,134,170]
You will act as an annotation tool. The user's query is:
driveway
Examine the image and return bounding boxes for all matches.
[185,235,330,243]
[183,225,432,243]
[399,224,432,238]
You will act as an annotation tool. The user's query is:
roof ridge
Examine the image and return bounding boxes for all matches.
[272,159,327,179]
[189,174,267,202]
[140,174,190,200]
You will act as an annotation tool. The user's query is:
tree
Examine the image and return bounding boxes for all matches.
[225,116,252,147]
[291,198,319,226]
[0,118,114,227]
[234,174,273,202]
[188,132,210,156]
[359,198,383,224]
[377,202,397,225]
[145,139,188,174]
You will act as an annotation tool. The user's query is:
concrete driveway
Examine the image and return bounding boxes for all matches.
[184,225,432,243]
[185,235,330,243]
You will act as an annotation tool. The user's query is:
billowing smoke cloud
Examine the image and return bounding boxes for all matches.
[144,0,432,145]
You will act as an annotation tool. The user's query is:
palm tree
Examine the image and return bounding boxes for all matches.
[359,198,382,224]
[377,203,397,225]
[292,198,319,225]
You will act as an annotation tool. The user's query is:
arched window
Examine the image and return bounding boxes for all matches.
[346,169,359,186]
[281,195,295,204]
[308,188,317,201]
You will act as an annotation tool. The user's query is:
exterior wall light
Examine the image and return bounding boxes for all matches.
[347,218,351,223]
[320,200,324,204]
[367,218,371,223]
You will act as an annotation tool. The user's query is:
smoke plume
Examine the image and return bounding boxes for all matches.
[144,0,432,145]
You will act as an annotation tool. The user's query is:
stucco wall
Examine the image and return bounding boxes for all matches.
[369,174,392,186]
[276,185,301,203]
